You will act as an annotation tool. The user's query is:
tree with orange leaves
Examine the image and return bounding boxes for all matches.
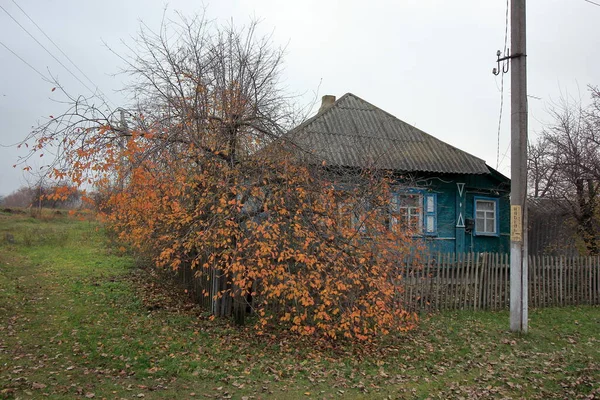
[19,11,418,341]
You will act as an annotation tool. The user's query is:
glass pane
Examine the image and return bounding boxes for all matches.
[390,194,399,211]
[476,218,485,232]
[399,208,408,220]
[426,215,435,232]
[477,200,494,211]
[409,215,420,229]
[426,196,435,213]
[398,194,419,207]
[487,217,496,233]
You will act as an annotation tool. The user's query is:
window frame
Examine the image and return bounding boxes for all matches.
[473,196,499,237]
[340,189,440,237]
[390,191,423,234]
[338,200,368,234]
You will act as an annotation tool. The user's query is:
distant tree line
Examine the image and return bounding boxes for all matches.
[1,183,82,209]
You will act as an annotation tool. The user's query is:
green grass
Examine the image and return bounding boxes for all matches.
[1,210,599,399]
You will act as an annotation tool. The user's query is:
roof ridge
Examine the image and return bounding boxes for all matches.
[282,93,350,139]
[281,92,494,175]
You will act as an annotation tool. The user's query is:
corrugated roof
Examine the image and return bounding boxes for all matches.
[285,93,490,175]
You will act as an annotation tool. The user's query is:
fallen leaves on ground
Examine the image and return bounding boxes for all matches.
[1,217,599,399]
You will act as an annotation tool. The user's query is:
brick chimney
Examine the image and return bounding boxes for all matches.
[318,95,336,113]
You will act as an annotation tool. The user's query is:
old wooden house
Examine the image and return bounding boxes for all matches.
[285,93,510,254]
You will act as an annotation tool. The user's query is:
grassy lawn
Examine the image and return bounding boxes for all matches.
[1,210,599,399]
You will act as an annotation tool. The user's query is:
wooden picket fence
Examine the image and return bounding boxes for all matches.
[174,252,600,316]
[175,259,220,313]
[400,253,600,312]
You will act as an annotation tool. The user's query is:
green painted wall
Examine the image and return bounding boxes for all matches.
[399,171,510,255]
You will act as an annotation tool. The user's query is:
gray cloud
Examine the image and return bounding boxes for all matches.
[1,0,598,195]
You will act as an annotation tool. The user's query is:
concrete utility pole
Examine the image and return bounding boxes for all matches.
[509,0,528,333]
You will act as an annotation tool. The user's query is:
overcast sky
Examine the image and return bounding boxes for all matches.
[1,0,598,196]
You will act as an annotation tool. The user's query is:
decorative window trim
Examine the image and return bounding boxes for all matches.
[340,190,440,237]
[423,193,437,236]
[390,191,423,234]
[473,196,499,237]
[389,190,438,236]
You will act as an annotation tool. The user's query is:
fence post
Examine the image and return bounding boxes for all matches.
[592,256,600,304]
[453,253,460,310]
[482,253,488,310]
[504,253,510,309]
[454,253,461,310]
[434,252,441,311]
[407,260,414,313]
[558,256,564,306]
[425,254,432,312]
[589,256,593,305]
[473,253,480,311]
[494,253,500,310]
[464,252,471,310]
[440,253,446,311]
[529,255,534,308]
[419,256,426,311]
[545,255,550,307]
[579,256,584,305]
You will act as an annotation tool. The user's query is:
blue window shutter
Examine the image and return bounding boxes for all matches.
[424,193,437,236]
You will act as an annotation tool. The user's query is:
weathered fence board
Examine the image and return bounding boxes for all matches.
[399,253,600,312]
[175,252,600,316]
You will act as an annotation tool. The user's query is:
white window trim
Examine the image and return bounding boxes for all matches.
[390,192,423,234]
[474,197,499,236]
[423,193,437,236]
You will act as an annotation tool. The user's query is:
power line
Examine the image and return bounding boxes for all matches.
[496,77,506,170]
[0,39,49,81]
[495,0,510,170]
[0,4,99,100]
[584,0,600,7]
[497,141,511,168]
[9,0,115,107]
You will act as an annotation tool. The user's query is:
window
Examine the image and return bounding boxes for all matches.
[338,201,368,234]
[389,192,438,235]
[340,191,439,236]
[390,192,423,233]
[474,197,498,236]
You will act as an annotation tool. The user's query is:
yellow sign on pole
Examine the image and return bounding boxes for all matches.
[511,205,522,242]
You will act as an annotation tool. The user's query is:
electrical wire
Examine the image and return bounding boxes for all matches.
[584,0,600,6]
[497,142,511,169]
[0,4,99,98]
[495,0,510,170]
[0,39,49,81]
[9,0,116,108]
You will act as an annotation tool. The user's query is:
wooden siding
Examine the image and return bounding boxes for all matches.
[412,173,510,255]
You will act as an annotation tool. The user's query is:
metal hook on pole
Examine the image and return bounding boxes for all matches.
[492,48,511,75]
